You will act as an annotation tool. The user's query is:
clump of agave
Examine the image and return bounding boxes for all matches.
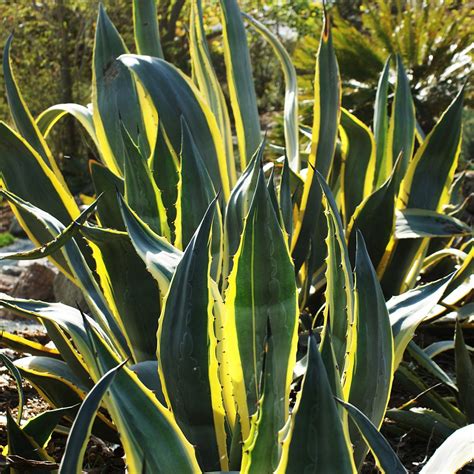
[0,1,472,472]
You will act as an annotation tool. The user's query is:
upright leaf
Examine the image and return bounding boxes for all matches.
[340,108,376,224]
[347,158,399,269]
[158,199,227,471]
[224,170,298,440]
[92,4,146,174]
[132,0,163,58]
[190,0,236,185]
[381,88,464,296]
[318,174,355,389]
[279,335,355,473]
[219,0,261,170]
[241,327,284,473]
[279,156,293,243]
[291,11,341,273]
[90,161,125,231]
[223,142,264,282]
[121,125,169,239]
[373,56,391,188]
[387,55,415,180]
[150,124,179,235]
[349,232,394,468]
[175,119,223,281]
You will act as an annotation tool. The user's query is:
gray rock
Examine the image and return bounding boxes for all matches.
[12,262,57,301]
[53,272,89,312]
[1,265,22,277]
[0,273,18,294]
[8,216,27,238]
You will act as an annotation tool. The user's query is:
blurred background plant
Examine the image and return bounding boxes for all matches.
[1,0,472,194]
[292,0,473,168]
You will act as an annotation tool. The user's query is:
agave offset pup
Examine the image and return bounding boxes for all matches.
[0,0,472,472]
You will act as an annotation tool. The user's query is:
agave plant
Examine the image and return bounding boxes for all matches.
[0,1,472,472]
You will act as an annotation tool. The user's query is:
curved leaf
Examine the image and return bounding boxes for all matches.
[6,410,55,469]
[243,12,299,172]
[0,122,79,275]
[0,331,60,359]
[0,295,200,472]
[389,274,453,369]
[0,190,129,359]
[420,425,474,474]
[395,209,472,239]
[36,103,99,152]
[455,321,474,423]
[119,195,182,292]
[337,398,407,474]
[23,405,79,448]
[0,197,99,262]
[81,225,161,363]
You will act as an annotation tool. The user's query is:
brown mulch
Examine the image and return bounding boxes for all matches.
[0,202,13,233]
